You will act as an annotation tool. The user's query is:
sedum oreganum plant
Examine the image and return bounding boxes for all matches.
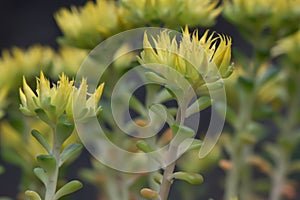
[19,72,104,200]
[136,27,233,200]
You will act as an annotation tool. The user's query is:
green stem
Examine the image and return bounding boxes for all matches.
[159,156,176,200]
[269,149,288,200]
[240,146,253,200]
[45,127,60,200]
[224,147,240,200]
[159,98,188,200]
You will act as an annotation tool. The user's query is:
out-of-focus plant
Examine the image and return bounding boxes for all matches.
[261,29,300,200]
[221,1,300,200]
[223,0,300,54]
[52,47,88,77]
[54,0,222,49]
[120,0,221,29]
[0,46,54,92]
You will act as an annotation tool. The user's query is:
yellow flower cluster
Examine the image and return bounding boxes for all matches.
[224,65,288,111]
[19,72,104,122]
[223,0,300,33]
[53,47,88,76]
[138,27,233,92]
[0,45,54,92]
[55,0,122,49]
[120,0,221,28]
[55,0,222,49]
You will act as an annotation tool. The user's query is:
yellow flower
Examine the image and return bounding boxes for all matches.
[120,0,221,28]
[0,45,54,92]
[52,47,88,76]
[20,72,104,122]
[19,72,74,120]
[138,27,233,92]
[272,30,300,65]
[55,0,222,48]
[179,0,222,27]
[223,0,300,36]
[70,79,104,120]
[55,0,122,49]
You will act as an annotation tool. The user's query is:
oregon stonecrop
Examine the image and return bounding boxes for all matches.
[138,27,233,92]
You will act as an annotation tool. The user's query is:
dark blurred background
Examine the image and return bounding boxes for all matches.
[0,0,251,199]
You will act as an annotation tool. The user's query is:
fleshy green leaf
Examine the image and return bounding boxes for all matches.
[33,168,48,186]
[145,72,167,84]
[58,114,68,123]
[31,130,51,154]
[129,95,147,117]
[136,140,153,153]
[56,122,74,145]
[54,180,83,200]
[149,103,175,126]
[170,124,195,147]
[34,108,53,126]
[24,190,42,200]
[185,96,211,117]
[172,171,204,184]
[37,155,56,175]
[153,172,163,185]
[187,139,203,151]
[59,143,83,167]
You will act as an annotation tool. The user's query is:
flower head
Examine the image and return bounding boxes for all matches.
[53,47,88,76]
[55,0,222,49]
[55,0,122,49]
[0,45,54,92]
[70,79,104,120]
[19,72,104,123]
[223,0,300,43]
[138,27,233,93]
[120,0,221,28]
